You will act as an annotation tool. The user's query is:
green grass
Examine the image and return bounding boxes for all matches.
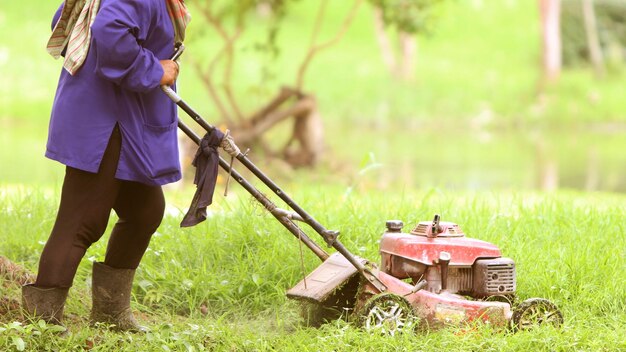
[1,185,625,351]
[0,1,625,349]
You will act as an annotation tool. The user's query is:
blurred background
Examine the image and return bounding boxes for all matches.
[1,0,624,194]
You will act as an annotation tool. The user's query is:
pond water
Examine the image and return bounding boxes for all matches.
[2,120,625,194]
[326,123,626,193]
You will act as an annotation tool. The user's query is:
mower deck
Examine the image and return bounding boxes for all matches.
[287,252,367,303]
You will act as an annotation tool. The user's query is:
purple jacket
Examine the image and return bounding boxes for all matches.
[46,0,181,186]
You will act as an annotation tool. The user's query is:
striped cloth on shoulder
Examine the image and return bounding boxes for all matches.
[46,0,101,75]
[47,0,191,76]
[166,0,192,44]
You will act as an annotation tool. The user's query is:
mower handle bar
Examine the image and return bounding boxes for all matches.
[177,120,330,262]
[161,45,328,261]
[162,45,387,293]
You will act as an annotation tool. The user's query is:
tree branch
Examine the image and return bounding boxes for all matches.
[188,54,233,124]
[236,97,316,143]
[191,2,247,125]
[309,0,329,49]
[222,26,245,122]
[248,86,299,124]
[296,0,363,90]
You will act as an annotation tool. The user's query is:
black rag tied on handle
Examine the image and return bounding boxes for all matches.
[180,129,224,227]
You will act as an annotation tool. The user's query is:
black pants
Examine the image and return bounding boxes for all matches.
[35,125,165,288]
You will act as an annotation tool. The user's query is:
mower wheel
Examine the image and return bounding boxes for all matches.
[359,293,418,336]
[484,294,516,306]
[511,298,563,331]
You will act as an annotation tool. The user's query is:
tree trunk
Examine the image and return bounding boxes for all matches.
[538,0,562,84]
[372,7,417,82]
[399,31,416,82]
[372,7,397,75]
[534,140,559,191]
[582,0,605,77]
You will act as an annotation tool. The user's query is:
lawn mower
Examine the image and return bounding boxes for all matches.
[163,45,563,334]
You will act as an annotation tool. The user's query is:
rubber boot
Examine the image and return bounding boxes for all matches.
[21,284,69,329]
[90,262,147,332]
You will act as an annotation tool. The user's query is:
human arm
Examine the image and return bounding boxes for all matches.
[159,60,179,86]
[90,0,175,92]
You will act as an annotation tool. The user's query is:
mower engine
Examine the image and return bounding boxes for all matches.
[380,215,516,302]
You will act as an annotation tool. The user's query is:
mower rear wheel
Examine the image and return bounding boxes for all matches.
[360,293,417,336]
[511,298,563,330]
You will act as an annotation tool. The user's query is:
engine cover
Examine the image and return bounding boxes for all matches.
[380,232,502,267]
[472,258,516,298]
[380,219,517,298]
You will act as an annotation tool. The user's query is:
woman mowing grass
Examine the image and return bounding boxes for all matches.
[21,0,194,332]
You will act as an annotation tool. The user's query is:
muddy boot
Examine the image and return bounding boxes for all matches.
[21,284,69,330]
[90,262,147,332]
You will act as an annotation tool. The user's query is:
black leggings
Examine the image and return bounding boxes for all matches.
[35,125,165,288]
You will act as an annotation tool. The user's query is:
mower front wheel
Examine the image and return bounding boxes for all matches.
[511,298,563,331]
[484,294,516,306]
[359,293,418,336]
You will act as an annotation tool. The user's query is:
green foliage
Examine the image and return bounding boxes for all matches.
[186,0,302,80]
[368,0,447,33]
[3,0,626,129]
[0,321,66,351]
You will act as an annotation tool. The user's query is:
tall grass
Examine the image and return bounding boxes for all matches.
[1,184,624,351]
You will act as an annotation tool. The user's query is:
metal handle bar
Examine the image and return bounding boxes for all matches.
[177,120,329,261]
[162,45,387,292]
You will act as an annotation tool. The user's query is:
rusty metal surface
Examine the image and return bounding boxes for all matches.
[472,258,516,297]
[380,232,502,267]
[410,221,465,238]
[358,270,513,328]
[423,266,475,294]
[287,252,368,303]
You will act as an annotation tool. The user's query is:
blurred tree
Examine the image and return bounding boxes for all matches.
[581,0,605,77]
[183,0,363,168]
[368,0,446,82]
[561,0,626,68]
[538,0,562,84]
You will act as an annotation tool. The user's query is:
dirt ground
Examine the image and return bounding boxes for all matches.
[0,256,34,321]
[0,256,35,286]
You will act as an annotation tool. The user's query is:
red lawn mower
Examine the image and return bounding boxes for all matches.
[286,215,563,333]
[165,45,563,334]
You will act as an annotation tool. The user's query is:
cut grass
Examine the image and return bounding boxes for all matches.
[1,184,624,351]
